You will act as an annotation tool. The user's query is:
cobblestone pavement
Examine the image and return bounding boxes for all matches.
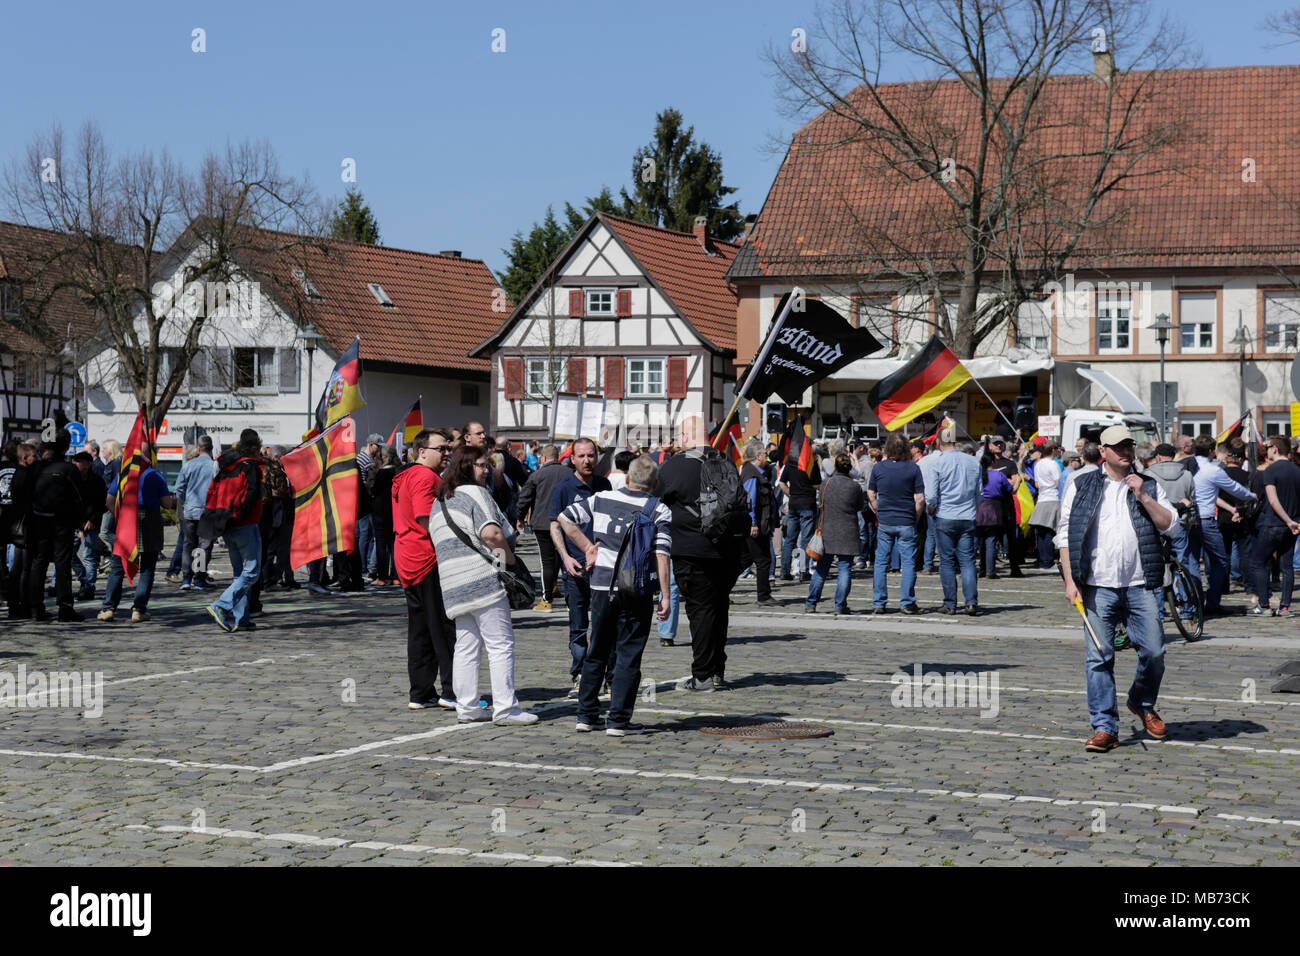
[2,537,1299,866]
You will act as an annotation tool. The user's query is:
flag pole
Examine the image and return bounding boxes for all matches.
[713,287,802,449]
[966,372,1023,441]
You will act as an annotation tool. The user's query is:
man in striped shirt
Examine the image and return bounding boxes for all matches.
[558,455,672,737]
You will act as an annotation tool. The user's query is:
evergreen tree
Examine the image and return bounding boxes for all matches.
[329,188,381,244]
[501,189,627,303]
[619,109,744,240]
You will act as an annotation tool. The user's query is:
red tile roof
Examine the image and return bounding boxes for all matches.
[599,214,740,351]
[0,221,103,356]
[729,65,1300,280]
[241,229,505,373]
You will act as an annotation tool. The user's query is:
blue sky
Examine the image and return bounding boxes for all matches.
[6,0,1298,278]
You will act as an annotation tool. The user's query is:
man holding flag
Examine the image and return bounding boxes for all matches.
[98,428,174,624]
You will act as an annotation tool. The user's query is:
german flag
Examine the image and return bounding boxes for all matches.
[919,415,953,446]
[1013,479,1035,533]
[315,335,365,431]
[779,414,814,475]
[868,335,971,431]
[112,406,154,583]
[1215,412,1250,446]
[282,419,359,569]
[709,421,744,466]
[386,396,423,457]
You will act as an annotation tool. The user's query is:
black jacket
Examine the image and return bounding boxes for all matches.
[740,461,774,537]
[29,457,84,526]
[517,461,569,532]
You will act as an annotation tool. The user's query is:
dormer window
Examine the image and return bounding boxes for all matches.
[368,283,395,308]
[291,269,323,300]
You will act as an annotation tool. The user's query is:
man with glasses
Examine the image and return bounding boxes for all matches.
[1059,425,1179,753]
[393,428,457,710]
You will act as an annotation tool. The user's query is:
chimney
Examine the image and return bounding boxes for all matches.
[439,250,462,258]
[693,216,714,254]
[1093,50,1114,85]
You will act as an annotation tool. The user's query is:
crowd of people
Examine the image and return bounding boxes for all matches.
[3,413,1299,745]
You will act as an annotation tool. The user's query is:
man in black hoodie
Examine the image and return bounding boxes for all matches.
[24,432,85,622]
[516,443,567,610]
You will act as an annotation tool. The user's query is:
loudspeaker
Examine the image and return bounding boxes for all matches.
[766,404,786,433]
[1013,395,1037,436]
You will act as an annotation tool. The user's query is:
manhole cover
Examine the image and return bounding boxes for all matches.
[699,721,833,740]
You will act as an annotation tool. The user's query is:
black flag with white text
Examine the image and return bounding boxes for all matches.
[744,293,884,405]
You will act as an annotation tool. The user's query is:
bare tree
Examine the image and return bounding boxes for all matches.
[4,122,325,429]
[766,0,1200,357]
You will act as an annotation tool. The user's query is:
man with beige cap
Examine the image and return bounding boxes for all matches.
[1058,424,1178,753]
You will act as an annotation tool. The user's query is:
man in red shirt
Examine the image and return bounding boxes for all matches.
[392,428,456,709]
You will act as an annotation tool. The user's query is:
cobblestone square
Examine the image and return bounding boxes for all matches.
[2,540,1299,867]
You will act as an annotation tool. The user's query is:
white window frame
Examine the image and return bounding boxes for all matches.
[367,283,396,308]
[1178,291,1216,353]
[525,357,563,399]
[585,287,615,317]
[626,357,666,398]
[232,346,277,393]
[1015,299,1051,353]
[291,268,323,301]
[1261,412,1292,438]
[1177,415,1216,438]
[1263,291,1300,354]
[1096,291,1132,353]
[858,300,895,352]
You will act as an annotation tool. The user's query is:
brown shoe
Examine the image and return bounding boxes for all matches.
[1084,730,1119,752]
[1127,700,1168,739]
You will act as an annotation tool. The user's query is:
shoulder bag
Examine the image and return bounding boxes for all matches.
[438,494,536,610]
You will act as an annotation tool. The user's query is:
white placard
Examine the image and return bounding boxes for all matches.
[551,394,581,440]
[579,397,605,442]
[1037,415,1061,437]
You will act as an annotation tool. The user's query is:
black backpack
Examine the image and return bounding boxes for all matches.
[688,447,750,542]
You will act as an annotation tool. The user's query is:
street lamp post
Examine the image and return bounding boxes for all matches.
[1150,314,1175,442]
[296,324,324,434]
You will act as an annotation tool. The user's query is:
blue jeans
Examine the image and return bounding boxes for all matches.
[1196,518,1229,610]
[935,517,978,608]
[167,530,186,575]
[79,530,102,589]
[213,523,262,628]
[656,568,687,640]
[578,590,653,727]
[780,508,816,575]
[924,518,937,569]
[1165,524,1200,615]
[1081,584,1165,735]
[563,572,593,679]
[807,554,853,610]
[101,548,158,612]
[356,514,375,575]
[859,513,875,562]
[873,525,918,609]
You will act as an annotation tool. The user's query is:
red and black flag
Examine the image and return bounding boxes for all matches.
[315,335,365,431]
[112,406,155,583]
[386,396,423,457]
[778,414,815,476]
[867,335,972,431]
[282,418,359,569]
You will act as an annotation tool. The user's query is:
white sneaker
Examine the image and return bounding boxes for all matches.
[494,710,539,726]
[436,698,457,709]
[575,720,604,732]
[606,723,644,736]
[458,712,492,723]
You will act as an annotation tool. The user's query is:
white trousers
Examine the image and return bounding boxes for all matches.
[453,595,521,720]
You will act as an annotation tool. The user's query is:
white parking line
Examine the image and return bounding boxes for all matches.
[123,824,632,865]
[845,676,1300,707]
[0,748,261,772]
[629,705,1300,758]
[379,752,1201,817]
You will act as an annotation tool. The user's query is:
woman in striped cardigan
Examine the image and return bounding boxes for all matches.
[429,446,538,726]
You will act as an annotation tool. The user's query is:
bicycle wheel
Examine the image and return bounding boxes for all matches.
[1167,563,1203,642]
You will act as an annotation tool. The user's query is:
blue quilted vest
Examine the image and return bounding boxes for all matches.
[1067,469,1164,590]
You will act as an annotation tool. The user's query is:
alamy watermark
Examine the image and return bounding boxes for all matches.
[1040,274,1154,326]
[889,664,999,718]
[0,665,104,718]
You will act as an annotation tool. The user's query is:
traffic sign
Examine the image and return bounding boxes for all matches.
[66,421,87,447]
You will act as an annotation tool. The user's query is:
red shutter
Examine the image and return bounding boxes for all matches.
[604,357,625,399]
[566,357,585,393]
[503,357,524,399]
[616,288,632,317]
[666,357,688,399]
[569,289,584,316]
